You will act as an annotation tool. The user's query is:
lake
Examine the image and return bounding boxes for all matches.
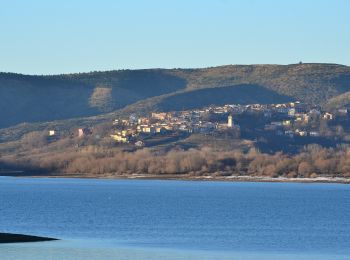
[1,177,350,259]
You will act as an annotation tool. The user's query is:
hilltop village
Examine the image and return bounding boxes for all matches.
[45,101,350,152]
[109,109,238,147]
[4,100,350,179]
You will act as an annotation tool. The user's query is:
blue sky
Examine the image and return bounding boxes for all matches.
[0,0,349,74]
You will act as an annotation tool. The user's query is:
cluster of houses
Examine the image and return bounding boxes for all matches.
[46,101,349,146]
[110,101,349,145]
[261,102,348,138]
[110,111,238,146]
[47,127,92,141]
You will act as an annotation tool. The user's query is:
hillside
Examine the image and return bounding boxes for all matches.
[1,63,350,130]
[325,91,350,111]
[2,63,350,177]
[0,70,186,128]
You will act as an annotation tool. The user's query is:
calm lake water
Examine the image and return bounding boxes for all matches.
[1,177,350,260]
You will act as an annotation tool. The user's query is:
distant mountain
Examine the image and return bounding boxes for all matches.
[1,63,350,129]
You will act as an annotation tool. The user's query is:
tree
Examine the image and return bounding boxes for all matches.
[21,131,48,149]
[298,161,313,177]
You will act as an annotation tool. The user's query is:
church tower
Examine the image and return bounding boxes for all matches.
[227,115,233,128]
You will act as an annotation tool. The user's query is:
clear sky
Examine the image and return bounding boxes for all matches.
[0,0,349,74]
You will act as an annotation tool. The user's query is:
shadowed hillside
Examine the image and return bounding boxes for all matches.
[0,70,186,128]
[155,84,292,111]
[1,63,350,129]
[170,63,350,104]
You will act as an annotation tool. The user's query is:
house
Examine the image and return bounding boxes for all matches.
[179,125,190,132]
[271,121,283,126]
[78,129,84,137]
[296,114,309,123]
[142,126,156,134]
[295,129,307,136]
[323,112,333,120]
[338,108,348,115]
[282,120,292,126]
[288,108,296,117]
[137,124,152,133]
[138,117,149,125]
[162,125,174,131]
[137,125,143,132]
[152,112,167,120]
[129,114,138,124]
[309,131,320,137]
[303,114,310,123]
[155,127,167,134]
[48,130,56,136]
[78,128,91,138]
[213,107,226,114]
[121,119,129,125]
[135,140,145,147]
[110,134,129,143]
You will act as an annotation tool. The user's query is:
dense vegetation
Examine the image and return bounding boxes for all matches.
[61,145,350,178]
[0,127,349,179]
[2,139,350,179]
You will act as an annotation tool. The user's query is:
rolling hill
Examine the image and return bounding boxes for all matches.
[0,70,186,128]
[1,63,350,132]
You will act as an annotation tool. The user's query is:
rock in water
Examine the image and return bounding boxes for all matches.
[0,233,58,243]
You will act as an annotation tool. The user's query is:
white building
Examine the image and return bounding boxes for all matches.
[227,115,233,128]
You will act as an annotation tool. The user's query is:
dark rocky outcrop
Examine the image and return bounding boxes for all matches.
[0,233,58,243]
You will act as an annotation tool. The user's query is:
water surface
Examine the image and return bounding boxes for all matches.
[1,177,350,259]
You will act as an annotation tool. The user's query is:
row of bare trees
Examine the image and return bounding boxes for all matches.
[14,144,350,178]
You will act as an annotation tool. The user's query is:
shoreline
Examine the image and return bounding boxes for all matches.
[2,172,350,184]
[0,233,58,244]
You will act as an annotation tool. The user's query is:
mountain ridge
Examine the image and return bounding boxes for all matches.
[1,62,346,76]
[1,63,350,130]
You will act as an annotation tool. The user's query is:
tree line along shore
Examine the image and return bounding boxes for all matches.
[2,143,350,180]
